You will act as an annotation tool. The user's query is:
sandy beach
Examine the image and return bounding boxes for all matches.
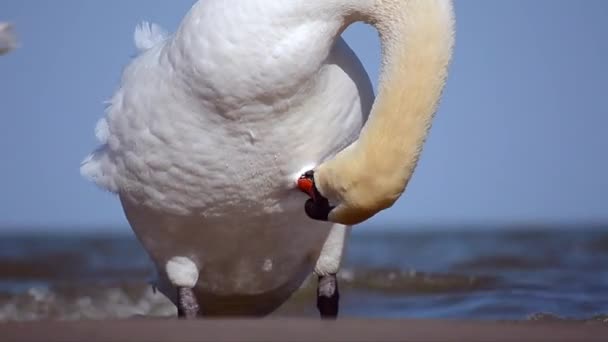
[1,318,607,342]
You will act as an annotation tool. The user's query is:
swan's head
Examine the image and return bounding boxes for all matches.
[297,170,334,221]
[298,0,455,225]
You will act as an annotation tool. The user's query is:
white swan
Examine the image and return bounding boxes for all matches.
[0,22,17,56]
[81,0,454,318]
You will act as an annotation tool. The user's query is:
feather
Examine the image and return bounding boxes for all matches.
[133,21,168,52]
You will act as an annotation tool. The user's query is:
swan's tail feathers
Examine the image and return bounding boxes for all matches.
[80,145,118,193]
[134,21,168,52]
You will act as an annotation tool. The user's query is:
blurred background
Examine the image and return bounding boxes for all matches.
[0,0,607,321]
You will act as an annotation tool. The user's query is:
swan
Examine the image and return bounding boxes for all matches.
[81,0,454,318]
[0,22,17,55]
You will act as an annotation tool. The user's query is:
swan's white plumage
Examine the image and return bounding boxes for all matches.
[82,0,373,315]
[166,256,199,288]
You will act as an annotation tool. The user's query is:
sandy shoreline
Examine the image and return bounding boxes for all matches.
[1,318,607,342]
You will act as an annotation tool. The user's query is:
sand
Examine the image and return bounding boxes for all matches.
[1,318,607,342]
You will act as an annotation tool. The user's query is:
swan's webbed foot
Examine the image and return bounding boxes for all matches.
[177,287,200,319]
[317,274,339,319]
[297,170,334,221]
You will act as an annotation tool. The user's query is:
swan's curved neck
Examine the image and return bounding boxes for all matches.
[361,0,455,173]
[317,0,455,224]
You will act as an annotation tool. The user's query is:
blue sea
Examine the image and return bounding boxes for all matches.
[0,225,607,322]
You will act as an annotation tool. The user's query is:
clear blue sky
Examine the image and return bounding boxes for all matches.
[0,1,607,231]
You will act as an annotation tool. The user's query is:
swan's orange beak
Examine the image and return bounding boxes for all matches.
[297,173,316,199]
[297,170,334,221]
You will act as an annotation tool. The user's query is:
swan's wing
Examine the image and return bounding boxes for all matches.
[0,22,17,56]
[82,21,170,193]
[82,22,169,193]
[134,21,168,52]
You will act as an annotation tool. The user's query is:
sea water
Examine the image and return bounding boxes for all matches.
[0,226,607,321]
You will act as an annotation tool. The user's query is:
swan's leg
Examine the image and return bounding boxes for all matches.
[317,273,339,318]
[165,256,201,319]
[314,224,349,319]
[177,287,200,319]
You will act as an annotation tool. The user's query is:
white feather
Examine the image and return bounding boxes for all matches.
[133,21,168,52]
[94,118,109,144]
[165,257,199,289]
[80,145,118,193]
